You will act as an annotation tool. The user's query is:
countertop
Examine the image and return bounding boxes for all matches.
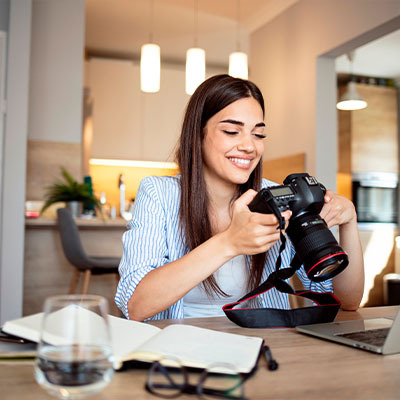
[25,216,129,230]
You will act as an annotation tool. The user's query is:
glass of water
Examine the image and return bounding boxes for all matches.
[34,295,114,399]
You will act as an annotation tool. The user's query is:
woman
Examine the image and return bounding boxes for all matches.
[115,75,364,321]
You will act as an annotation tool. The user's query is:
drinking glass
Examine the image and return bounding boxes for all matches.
[34,295,114,399]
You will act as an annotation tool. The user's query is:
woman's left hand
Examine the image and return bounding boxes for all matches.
[319,190,357,229]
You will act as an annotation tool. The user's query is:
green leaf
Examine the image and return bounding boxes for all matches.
[40,167,102,215]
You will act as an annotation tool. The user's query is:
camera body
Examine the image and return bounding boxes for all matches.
[249,173,348,282]
[248,173,326,228]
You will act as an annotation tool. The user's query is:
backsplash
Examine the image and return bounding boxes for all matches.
[89,162,179,210]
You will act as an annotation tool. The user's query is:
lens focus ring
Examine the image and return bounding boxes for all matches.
[294,228,337,258]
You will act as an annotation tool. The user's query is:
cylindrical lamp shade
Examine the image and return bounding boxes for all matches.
[229,52,248,79]
[140,43,161,93]
[185,48,206,95]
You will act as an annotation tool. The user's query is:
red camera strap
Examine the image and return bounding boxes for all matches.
[222,232,341,328]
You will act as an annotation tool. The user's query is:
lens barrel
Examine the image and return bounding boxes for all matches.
[287,213,349,282]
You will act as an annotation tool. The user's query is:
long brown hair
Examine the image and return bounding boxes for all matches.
[175,74,267,296]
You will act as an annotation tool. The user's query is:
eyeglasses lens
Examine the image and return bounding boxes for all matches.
[198,364,244,400]
[148,358,186,398]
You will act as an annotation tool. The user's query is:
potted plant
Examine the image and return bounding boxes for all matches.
[41,167,101,217]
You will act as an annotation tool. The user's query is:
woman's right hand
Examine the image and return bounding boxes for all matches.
[223,189,291,257]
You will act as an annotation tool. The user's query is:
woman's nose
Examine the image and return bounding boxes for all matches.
[237,133,255,152]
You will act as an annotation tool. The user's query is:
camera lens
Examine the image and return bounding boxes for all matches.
[286,213,349,282]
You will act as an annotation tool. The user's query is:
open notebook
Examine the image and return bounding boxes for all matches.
[296,308,400,355]
[2,307,264,372]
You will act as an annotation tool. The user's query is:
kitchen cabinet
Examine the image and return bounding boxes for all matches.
[338,83,398,175]
[337,83,398,198]
[87,58,188,162]
[86,58,225,162]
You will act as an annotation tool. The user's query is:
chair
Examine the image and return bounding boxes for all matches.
[57,207,120,294]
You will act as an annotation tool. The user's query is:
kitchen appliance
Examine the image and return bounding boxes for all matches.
[352,172,398,224]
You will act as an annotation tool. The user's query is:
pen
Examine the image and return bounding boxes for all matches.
[0,336,27,344]
[263,345,279,371]
[0,330,32,344]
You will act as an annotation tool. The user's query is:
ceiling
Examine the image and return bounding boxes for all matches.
[85,0,299,66]
[335,29,400,83]
[85,0,400,80]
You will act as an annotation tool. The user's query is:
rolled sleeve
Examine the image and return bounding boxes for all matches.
[296,266,333,293]
[115,177,170,318]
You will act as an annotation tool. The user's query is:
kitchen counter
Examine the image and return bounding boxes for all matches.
[358,223,398,307]
[23,216,127,316]
[357,222,397,231]
[25,216,128,230]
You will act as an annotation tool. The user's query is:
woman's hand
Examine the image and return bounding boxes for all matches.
[223,189,291,257]
[319,190,357,229]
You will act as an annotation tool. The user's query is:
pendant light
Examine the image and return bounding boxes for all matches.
[228,0,248,79]
[336,52,367,111]
[336,81,367,110]
[185,0,205,95]
[140,0,160,93]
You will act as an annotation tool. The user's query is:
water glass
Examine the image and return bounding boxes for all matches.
[34,295,114,399]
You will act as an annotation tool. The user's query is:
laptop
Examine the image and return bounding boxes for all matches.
[296,308,400,355]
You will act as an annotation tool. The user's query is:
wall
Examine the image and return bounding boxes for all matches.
[0,0,9,207]
[0,0,31,325]
[0,0,10,326]
[28,0,84,143]
[25,0,85,201]
[250,0,400,189]
[0,1,9,30]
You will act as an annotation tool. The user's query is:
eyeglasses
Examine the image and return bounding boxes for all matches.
[145,356,246,400]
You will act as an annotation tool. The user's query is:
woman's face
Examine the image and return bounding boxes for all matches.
[202,96,265,191]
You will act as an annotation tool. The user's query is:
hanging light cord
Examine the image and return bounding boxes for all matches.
[347,51,355,82]
[149,0,154,43]
[236,0,241,52]
[193,0,198,47]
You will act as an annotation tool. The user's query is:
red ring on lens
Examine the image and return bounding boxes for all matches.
[307,252,347,278]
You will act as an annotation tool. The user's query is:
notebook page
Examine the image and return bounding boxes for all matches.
[108,315,161,364]
[133,324,263,373]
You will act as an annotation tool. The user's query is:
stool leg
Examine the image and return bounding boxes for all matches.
[82,270,92,294]
[69,269,81,294]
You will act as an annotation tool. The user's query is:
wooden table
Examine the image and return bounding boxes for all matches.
[1,306,399,400]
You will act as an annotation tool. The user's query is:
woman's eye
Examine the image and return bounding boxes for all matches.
[253,133,266,139]
[223,130,239,135]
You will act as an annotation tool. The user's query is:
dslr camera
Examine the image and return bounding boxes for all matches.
[249,173,348,282]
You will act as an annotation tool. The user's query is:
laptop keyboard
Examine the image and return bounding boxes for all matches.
[336,327,390,347]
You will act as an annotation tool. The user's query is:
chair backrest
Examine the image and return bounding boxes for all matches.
[57,208,92,270]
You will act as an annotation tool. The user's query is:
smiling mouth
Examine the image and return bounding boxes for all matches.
[228,157,252,167]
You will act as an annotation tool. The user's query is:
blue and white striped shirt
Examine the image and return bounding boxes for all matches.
[115,175,332,320]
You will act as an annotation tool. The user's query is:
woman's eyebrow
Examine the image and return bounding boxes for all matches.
[220,119,244,126]
[219,119,265,128]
